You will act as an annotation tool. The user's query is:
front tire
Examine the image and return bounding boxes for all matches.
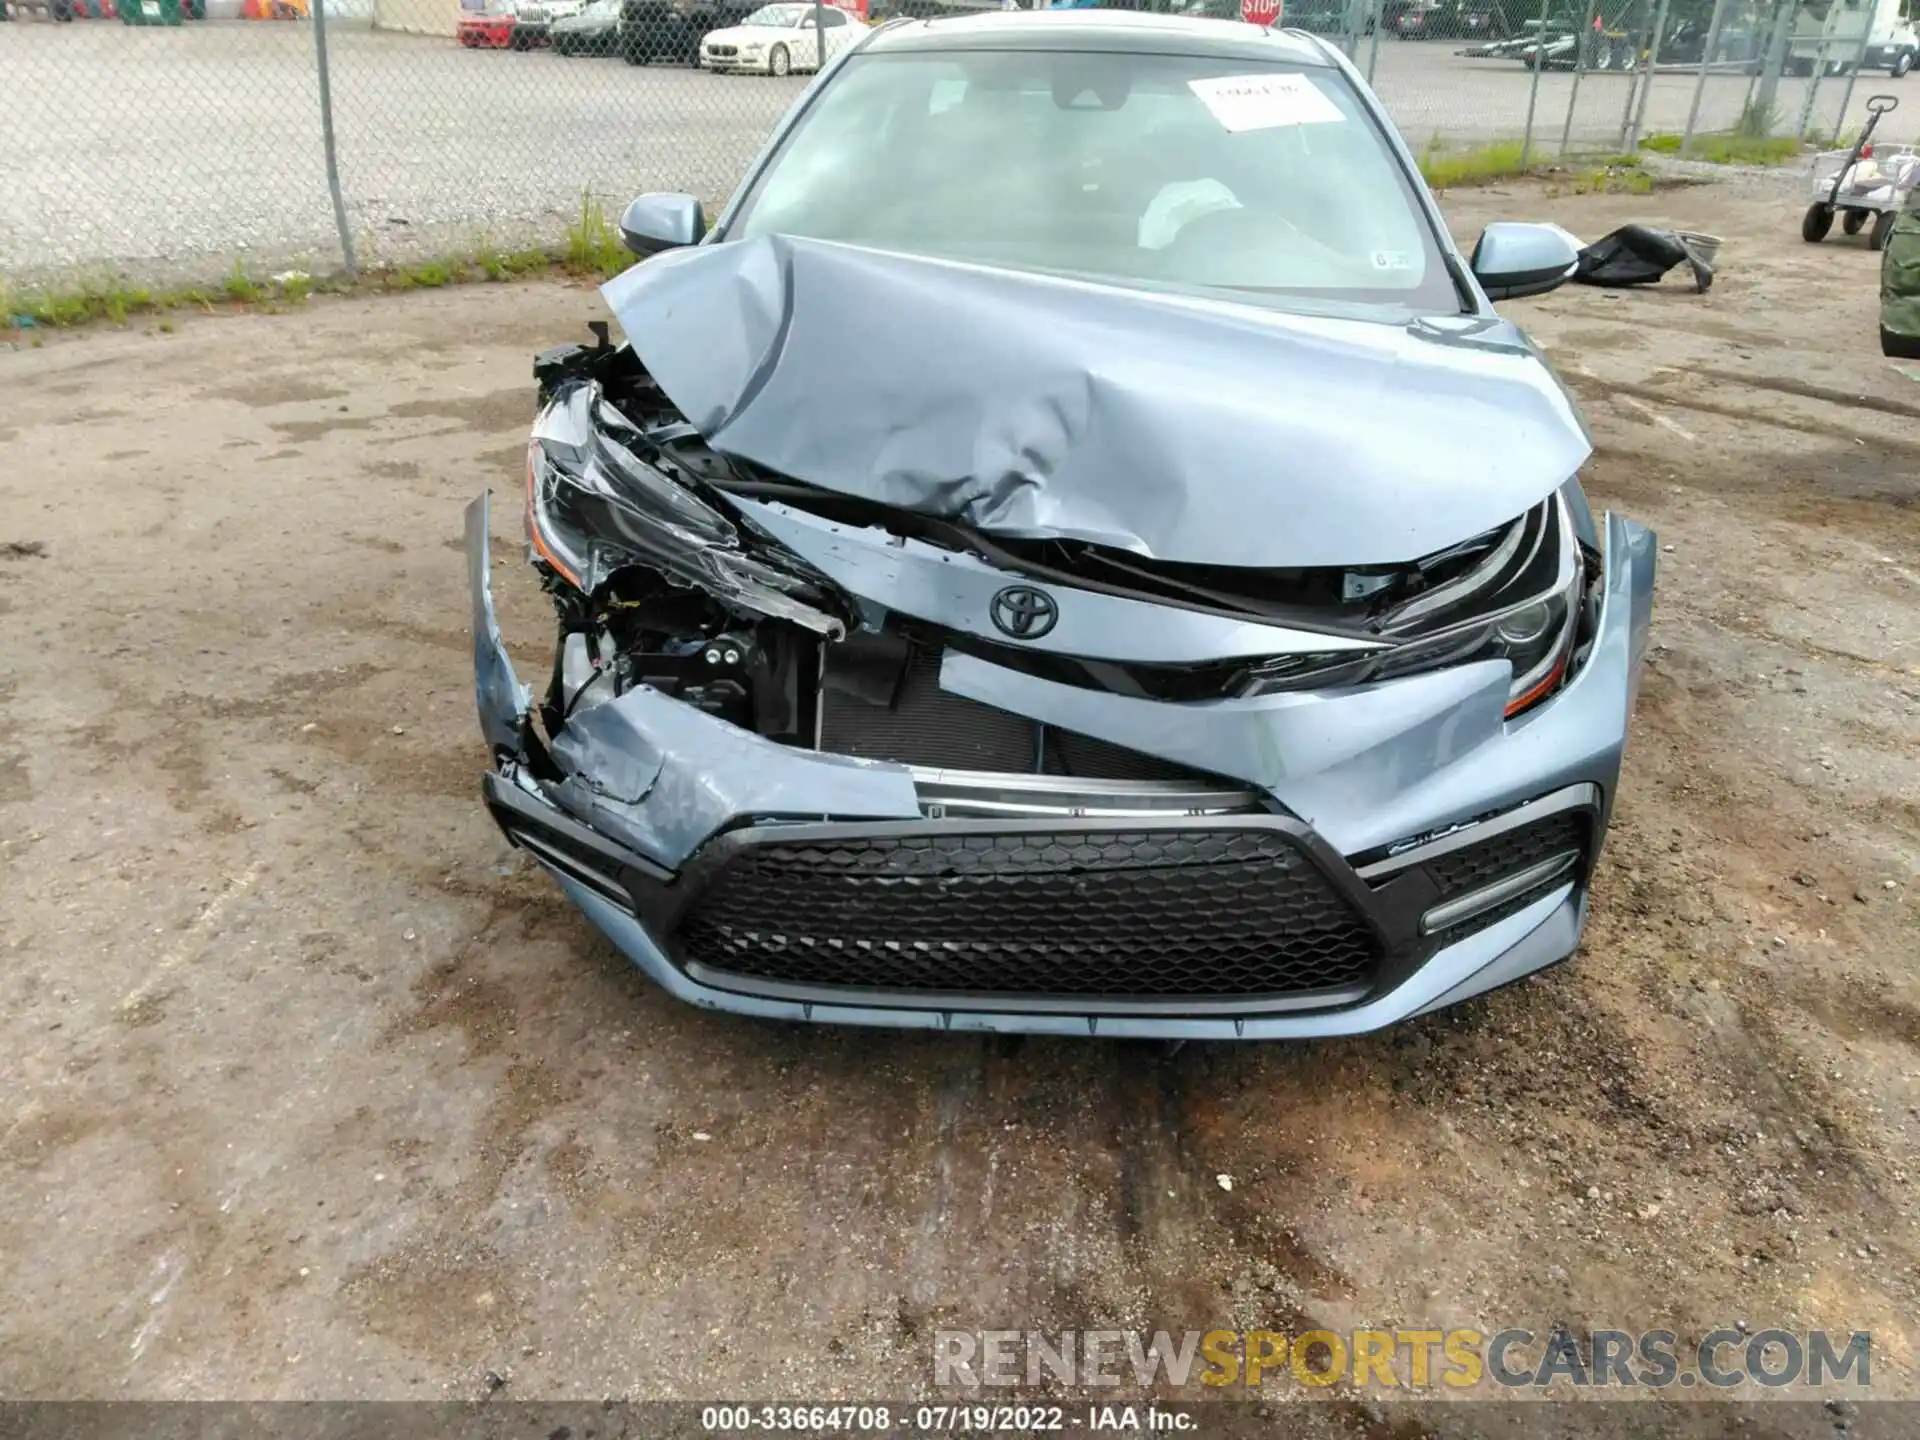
[1843,208,1868,235]
[1870,210,1897,250]
[1802,202,1835,242]
[768,42,789,76]
[1894,50,1914,78]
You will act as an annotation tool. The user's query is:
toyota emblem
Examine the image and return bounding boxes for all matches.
[989,585,1059,640]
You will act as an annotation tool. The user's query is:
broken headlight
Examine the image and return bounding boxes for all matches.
[1242,493,1586,715]
[1373,491,1585,718]
[525,382,846,638]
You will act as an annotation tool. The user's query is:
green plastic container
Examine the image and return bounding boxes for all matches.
[122,0,184,24]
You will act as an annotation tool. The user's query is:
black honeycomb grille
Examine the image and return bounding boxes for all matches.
[1424,811,1587,899]
[676,829,1378,1001]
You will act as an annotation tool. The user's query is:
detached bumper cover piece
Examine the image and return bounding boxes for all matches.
[468,490,1656,1038]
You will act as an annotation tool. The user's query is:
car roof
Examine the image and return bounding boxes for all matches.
[861,11,1337,67]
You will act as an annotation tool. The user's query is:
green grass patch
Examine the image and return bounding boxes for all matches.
[398,260,456,289]
[476,244,553,282]
[222,260,263,305]
[4,274,159,328]
[502,247,553,276]
[1417,137,1535,188]
[3,201,667,335]
[1554,159,1654,196]
[563,191,631,278]
[1641,131,1804,165]
[2,268,305,331]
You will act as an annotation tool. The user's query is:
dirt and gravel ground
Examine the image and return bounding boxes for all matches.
[0,171,1916,1425]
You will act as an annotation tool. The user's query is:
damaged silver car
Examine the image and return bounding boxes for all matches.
[467,11,1656,1038]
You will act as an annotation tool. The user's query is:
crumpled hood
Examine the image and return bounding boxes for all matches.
[600,234,1591,568]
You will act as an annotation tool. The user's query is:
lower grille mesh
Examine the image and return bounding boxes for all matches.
[1422,809,1588,938]
[1425,812,1586,897]
[675,829,1378,1001]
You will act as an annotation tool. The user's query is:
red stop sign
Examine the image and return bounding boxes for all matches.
[1241,0,1281,24]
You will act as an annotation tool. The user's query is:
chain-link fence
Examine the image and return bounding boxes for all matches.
[0,0,1909,290]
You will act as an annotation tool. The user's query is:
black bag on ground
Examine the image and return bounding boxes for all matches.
[1573,225,1714,293]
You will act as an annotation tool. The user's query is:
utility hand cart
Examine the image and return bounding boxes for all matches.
[1803,95,1918,252]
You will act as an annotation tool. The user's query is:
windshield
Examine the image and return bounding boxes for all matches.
[743,4,808,23]
[728,49,1455,310]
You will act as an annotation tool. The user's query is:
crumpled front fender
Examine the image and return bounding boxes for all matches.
[467,492,533,759]
[467,490,921,870]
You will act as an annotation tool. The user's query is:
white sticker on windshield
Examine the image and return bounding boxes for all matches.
[1371,250,1413,270]
[1188,73,1344,133]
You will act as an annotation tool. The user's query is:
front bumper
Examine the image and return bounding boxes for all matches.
[466,492,1655,1038]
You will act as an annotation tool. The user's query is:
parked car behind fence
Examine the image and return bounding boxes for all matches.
[622,0,757,63]
[552,0,623,53]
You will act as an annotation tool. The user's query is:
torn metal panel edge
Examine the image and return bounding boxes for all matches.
[467,488,920,872]
[729,495,1389,664]
[466,491,532,757]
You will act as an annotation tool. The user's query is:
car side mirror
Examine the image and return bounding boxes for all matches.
[618,193,707,257]
[1470,221,1580,301]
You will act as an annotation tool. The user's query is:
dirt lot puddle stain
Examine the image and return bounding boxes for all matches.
[387,389,532,434]
[212,378,350,408]
[1566,371,1920,459]
[269,417,379,443]
[1689,367,1920,422]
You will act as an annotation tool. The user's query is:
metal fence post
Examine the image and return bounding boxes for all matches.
[1560,0,1600,156]
[1752,0,1795,128]
[312,0,357,278]
[1679,0,1730,156]
[813,0,827,80]
[1622,0,1670,152]
[1827,17,1880,145]
[1363,0,1384,82]
[1795,29,1832,140]
[1518,0,1554,167]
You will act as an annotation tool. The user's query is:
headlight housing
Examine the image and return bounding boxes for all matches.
[526,382,847,637]
[1373,492,1586,717]
[1239,492,1589,718]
